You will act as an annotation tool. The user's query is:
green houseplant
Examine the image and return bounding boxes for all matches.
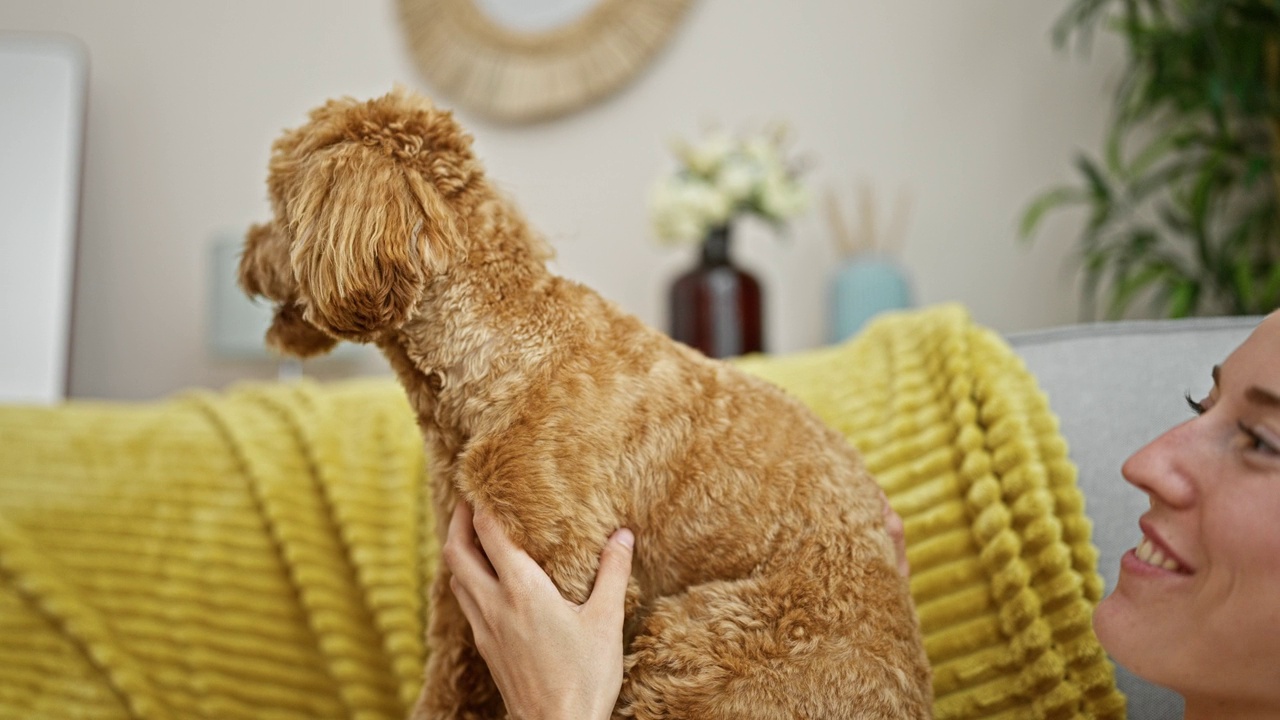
[1022,0,1280,318]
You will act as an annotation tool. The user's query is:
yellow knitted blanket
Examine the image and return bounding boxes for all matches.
[0,305,1125,719]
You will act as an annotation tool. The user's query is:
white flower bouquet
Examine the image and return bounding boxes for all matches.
[649,125,810,245]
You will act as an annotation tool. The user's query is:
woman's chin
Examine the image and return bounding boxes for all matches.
[1093,589,1181,693]
[1092,593,1122,652]
[1093,591,1147,676]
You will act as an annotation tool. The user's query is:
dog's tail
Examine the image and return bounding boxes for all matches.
[266,87,476,340]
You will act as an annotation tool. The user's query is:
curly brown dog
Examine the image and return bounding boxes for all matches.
[239,88,932,719]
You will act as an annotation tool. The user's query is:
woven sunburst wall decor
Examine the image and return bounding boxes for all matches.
[397,0,696,123]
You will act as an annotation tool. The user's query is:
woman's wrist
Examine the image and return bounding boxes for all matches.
[532,695,612,720]
[512,686,613,720]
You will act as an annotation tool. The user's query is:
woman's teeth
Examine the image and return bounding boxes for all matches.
[1136,535,1184,572]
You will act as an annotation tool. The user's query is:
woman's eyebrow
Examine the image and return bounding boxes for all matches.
[1247,387,1280,408]
[1217,364,1280,407]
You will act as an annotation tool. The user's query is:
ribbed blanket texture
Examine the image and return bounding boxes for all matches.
[0,305,1125,719]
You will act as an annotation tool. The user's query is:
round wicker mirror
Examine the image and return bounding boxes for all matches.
[397,0,695,123]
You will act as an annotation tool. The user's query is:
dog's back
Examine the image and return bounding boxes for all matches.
[434,270,934,718]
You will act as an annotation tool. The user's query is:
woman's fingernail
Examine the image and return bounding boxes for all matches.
[613,528,635,550]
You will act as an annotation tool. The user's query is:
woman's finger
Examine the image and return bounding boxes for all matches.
[443,503,498,593]
[878,489,909,577]
[449,571,487,636]
[470,505,545,584]
[584,528,634,619]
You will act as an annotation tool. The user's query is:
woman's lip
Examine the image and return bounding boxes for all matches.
[1138,518,1194,573]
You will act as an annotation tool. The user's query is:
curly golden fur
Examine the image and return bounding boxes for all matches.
[239,88,932,719]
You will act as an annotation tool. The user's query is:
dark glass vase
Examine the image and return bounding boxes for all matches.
[668,224,763,358]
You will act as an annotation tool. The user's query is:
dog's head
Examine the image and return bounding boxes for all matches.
[239,88,479,356]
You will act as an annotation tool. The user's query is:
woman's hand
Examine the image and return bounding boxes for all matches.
[443,502,634,720]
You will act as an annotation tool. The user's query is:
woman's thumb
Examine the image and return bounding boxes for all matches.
[587,528,634,613]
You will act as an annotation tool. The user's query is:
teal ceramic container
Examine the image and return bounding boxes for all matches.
[830,255,913,343]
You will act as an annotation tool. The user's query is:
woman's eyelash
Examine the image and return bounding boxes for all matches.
[1185,392,1207,415]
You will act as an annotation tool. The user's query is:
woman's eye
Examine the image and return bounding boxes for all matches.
[1185,392,1207,416]
[1238,422,1280,457]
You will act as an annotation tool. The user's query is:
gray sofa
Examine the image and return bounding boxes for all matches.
[1009,314,1262,719]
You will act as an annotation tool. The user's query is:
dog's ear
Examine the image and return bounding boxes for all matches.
[278,124,465,341]
[239,221,339,358]
[266,303,339,358]
[238,222,291,301]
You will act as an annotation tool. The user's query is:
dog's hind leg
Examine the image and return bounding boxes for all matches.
[616,567,931,720]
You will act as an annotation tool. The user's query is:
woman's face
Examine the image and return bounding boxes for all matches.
[1094,312,1280,711]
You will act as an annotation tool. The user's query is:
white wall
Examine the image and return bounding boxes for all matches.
[2,0,1121,400]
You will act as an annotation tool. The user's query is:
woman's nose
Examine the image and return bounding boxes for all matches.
[1120,419,1199,509]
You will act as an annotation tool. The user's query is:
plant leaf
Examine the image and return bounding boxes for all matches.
[1019,187,1088,240]
[1107,261,1170,318]
[1233,257,1258,311]
[1260,261,1280,312]
[1076,154,1114,204]
[1167,279,1201,317]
